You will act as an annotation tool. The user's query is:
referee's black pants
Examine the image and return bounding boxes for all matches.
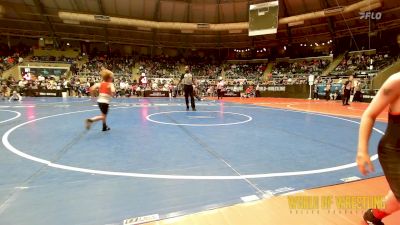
[343,89,351,105]
[184,85,195,109]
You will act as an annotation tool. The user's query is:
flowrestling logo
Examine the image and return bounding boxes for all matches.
[359,11,382,20]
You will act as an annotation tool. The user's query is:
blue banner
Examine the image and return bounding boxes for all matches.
[317,84,342,95]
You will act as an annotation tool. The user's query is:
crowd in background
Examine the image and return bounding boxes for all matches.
[28,55,78,63]
[272,59,330,75]
[334,53,396,73]
[0,44,31,75]
[224,64,266,80]
[137,56,180,78]
[78,56,135,75]
[1,49,399,99]
[188,63,221,80]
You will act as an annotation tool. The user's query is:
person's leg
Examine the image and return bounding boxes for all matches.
[364,145,400,224]
[342,92,345,104]
[364,190,400,225]
[184,85,189,110]
[86,114,103,129]
[346,91,351,105]
[101,113,110,131]
[86,103,110,131]
[343,90,348,105]
[189,86,195,110]
[356,91,361,102]
[383,191,400,213]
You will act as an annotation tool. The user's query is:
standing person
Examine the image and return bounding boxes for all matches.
[178,66,196,111]
[313,81,319,100]
[353,80,363,102]
[255,83,261,98]
[85,69,115,131]
[343,75,353,105]
[207,85,214,97]
[139,72,148,91]
[325,81,331,101]
[168,82,174,100]
[216,78,225,100]
[1,82,8,100]
[356,72,400,225]
[8,91,22,102]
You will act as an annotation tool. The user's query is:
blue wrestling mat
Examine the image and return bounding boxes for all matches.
[0,97,386,225]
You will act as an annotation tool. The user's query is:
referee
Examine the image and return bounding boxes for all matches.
[342,75,353,106]
[179,66,196,111]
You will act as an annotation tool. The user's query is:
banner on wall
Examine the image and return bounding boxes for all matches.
[317,84,343,95]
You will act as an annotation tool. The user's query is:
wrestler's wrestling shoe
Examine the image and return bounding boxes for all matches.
[363,209,385,225]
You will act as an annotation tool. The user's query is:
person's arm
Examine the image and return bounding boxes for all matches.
[178,74,184,85]
[357,75,400,175]
[110,83,116,96]
[89,83,100,97]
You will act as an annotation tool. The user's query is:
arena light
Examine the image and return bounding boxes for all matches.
[137,27,152,31]
[323,6,344,16]
[0,5,4,14]
[197,23,210,29]
[288,21,304,27]
[359,2,382,12]
[181,30,194,33]
[94,15,110,22]
[63,20,80,25]
[229,30,242,34]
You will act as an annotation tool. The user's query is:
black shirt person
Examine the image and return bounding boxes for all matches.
[343,75,353,106]
[179,66,196,111]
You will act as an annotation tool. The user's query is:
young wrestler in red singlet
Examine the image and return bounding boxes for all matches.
[85,69,115,131]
